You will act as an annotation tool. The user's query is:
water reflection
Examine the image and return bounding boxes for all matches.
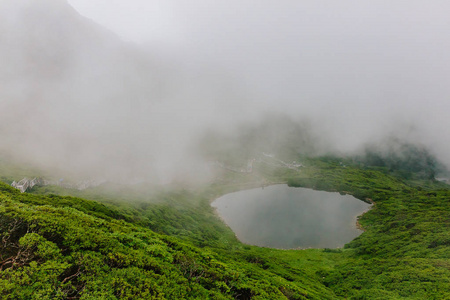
[212,185,371,249]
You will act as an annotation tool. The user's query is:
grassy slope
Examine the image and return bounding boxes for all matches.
[0,157,449,299]
[286,158,450,299]
[0,182,336,299]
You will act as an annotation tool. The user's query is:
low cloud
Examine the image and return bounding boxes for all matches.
[1,0,449,184]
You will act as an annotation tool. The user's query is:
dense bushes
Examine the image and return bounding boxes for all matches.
[0,183,334,299]
[1,155,449,299]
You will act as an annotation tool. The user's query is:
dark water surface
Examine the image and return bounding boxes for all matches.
[212,185,371,249]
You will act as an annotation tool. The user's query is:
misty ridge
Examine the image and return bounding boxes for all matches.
[1,0,449,185]
[0,0,251,184]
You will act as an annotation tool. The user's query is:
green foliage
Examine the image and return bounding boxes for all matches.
[0,181,335,299]
[355,140,447,181]
[1,151,449,299]
[284,157,450,299]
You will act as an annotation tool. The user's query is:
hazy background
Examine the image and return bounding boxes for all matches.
[1,0,449,183]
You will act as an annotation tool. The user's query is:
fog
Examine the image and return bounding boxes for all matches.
[1,0,450,183]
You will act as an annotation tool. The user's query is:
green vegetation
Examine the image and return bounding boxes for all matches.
[0,150,449,299]
[286,158,450,299]
[0,183,334,299]
[354,139,446,181]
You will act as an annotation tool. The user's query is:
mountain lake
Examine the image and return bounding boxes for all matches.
[212,184,371,249]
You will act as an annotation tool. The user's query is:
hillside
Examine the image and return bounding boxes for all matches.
[1,155,449,299]
[0,181,336,299]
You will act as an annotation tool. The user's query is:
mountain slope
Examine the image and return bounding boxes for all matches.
[1,155,449,299]
[0,182,336,299]
[0,0,234,183]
